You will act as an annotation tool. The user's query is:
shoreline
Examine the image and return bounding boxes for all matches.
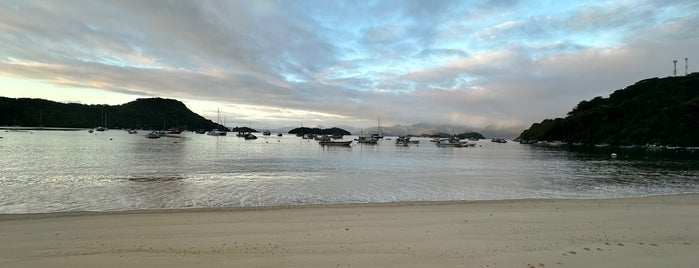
[3,192,698,218]
[2,194,697,267]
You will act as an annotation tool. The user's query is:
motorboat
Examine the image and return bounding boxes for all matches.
[318,136,352,146]
[435,138,475,147]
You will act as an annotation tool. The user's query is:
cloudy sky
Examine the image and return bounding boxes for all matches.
[1,0,697,132]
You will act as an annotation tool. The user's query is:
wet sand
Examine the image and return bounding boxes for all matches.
[1,194,697,267]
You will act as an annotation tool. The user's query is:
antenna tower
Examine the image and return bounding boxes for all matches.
[673,60,677,76]
[685,58,688,76]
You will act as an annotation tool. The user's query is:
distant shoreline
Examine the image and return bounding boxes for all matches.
[1,126,85,131]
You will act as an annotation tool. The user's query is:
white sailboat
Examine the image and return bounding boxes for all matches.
[207,109,227,136]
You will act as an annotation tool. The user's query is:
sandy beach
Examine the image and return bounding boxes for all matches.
[1,194,697,267]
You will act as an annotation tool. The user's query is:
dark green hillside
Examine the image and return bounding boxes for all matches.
[0,97,222,130]
[518,73,699,146]
[288,127,351,136]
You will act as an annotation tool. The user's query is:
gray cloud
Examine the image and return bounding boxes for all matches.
[1,0,698,135]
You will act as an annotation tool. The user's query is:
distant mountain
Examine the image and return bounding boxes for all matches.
[0,97,222,130]
[518,73,699,146]
[354,123,500,138]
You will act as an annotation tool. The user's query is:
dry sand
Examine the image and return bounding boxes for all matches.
[1,194,697,267]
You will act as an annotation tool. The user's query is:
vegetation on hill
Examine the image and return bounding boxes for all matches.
[431,132,486,139]
[0,97,222,130]
[288,127,351,136]
[231,127,257,133]
[518,73,699,146]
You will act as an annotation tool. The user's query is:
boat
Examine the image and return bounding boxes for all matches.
[207,108,227,136]
[435,138,475,147]
[194,129,206,134]
[95,126,106,131]
[491,138,507,143]
[167,128,183,134]
[88,129,94,133]
[371,116,384,139]
[357,132,378,144]
[145,131,161,139]
[395,136,417,146]
[244,133,257,140]
[207,129,227,136]
[318,136,352,146]
[128,129,138,134]
[277,133,283,137]
[263,130,271,136]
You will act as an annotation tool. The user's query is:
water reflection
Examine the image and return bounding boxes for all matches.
[1,130,698,213]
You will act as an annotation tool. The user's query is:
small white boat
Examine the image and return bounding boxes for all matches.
[435,138,475,147]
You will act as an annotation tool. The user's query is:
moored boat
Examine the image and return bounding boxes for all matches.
[207,129,227,136]
[395,136,420,146]
[145,131,161,139]
[318,136,352,146]
[357,133,378,144]
[435,138,475,147]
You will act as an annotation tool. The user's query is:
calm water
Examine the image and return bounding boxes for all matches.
[1,130,698,214]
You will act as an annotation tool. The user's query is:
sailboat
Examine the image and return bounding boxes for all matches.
[371,117,384,139]
[207,109,227,136]
[96,106,107,131]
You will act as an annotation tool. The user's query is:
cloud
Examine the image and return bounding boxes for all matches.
[1,0,699,133]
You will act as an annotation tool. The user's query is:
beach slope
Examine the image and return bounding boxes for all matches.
[1,194,697,267]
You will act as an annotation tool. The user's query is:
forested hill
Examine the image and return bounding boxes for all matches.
[0,97,222,130]
[518,73,699,146]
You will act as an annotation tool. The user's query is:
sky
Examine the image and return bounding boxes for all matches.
[1,0,698,133]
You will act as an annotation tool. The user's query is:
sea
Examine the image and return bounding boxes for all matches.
[1,129,698,214]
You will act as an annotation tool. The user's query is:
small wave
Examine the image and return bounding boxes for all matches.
[127,176,185,182]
